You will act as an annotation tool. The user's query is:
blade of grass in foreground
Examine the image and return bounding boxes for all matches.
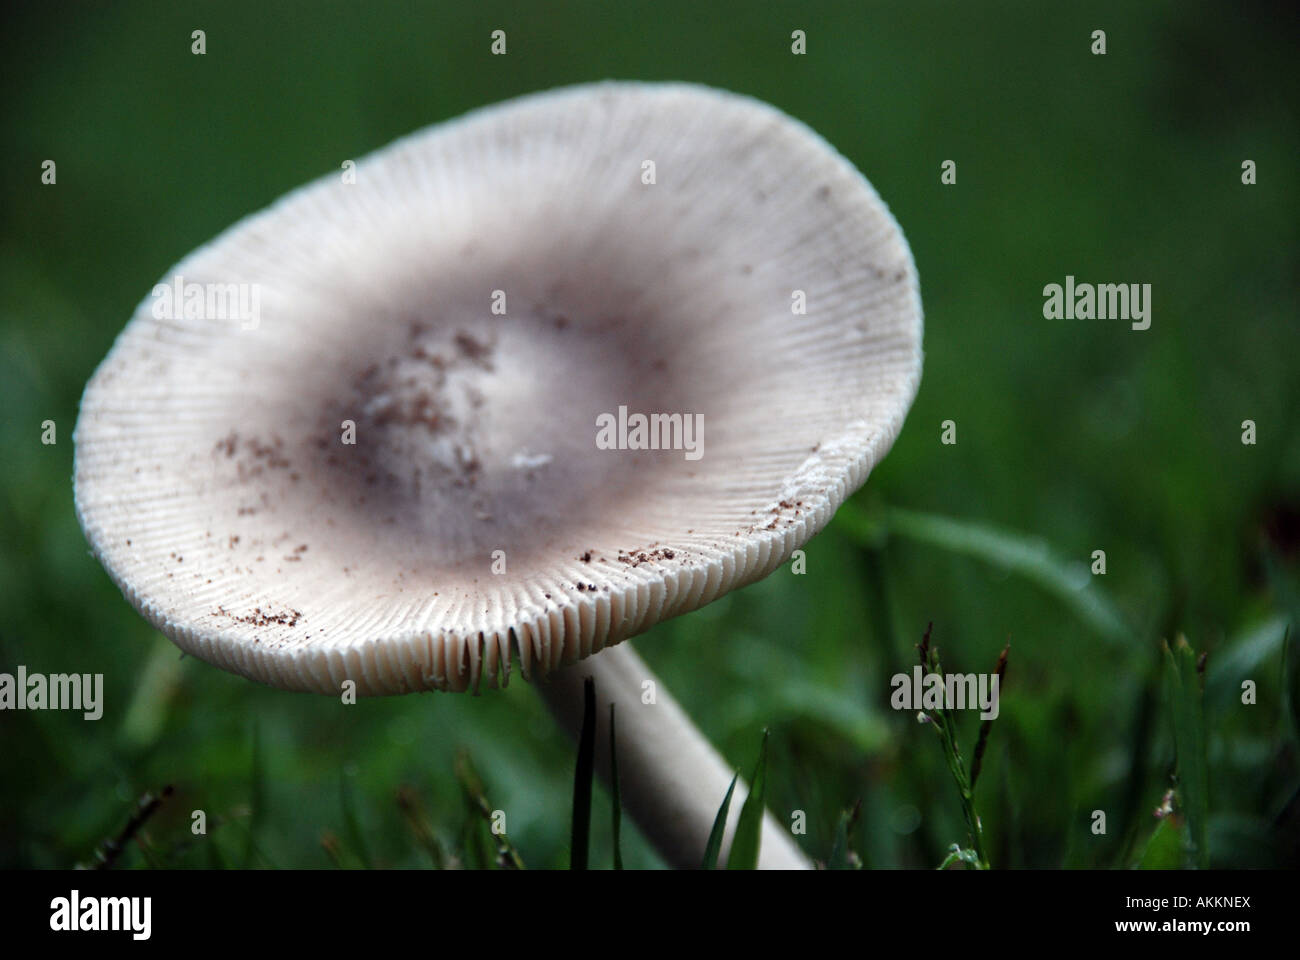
[1136,814,1184,868]
[609,703,623,870]
[1285,627,1298,746]
[1164,636,1209,868]
[826,802,862,869]
[701,774,738,870]
[1263,553,1300,744]
[726,729,769,870]
[570,676,596,870]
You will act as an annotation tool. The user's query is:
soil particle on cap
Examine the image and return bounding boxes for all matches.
[221,432,293,483]
[248,435,290,469]
[616,546,678,567]
[454,331,494,369]
[215,605,303,628]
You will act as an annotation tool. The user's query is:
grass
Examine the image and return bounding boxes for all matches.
[2,0,1297,870]
[915,624,996,870]
[67,505,1292,870]
[702,776,738,870]
[725,729,769,870]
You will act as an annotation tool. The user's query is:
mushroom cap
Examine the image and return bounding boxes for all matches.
[74,82,923,695]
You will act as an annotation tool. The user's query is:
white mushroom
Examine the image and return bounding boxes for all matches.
[74,82,923,869]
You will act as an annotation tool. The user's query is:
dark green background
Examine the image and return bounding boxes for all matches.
[2,1,1296,868]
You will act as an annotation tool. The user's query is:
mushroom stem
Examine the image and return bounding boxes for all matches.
[537,642,813,869]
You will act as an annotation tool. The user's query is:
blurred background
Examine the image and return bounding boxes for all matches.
[1,1,1296,869]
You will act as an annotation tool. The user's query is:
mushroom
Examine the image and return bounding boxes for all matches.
[74,82,923,869]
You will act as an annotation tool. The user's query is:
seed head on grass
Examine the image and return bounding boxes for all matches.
[915,624,1007,869]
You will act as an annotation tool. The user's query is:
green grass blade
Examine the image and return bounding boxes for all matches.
[119,636,184,748]
[340,771,372,868]
[570,676,596,870]
[840,502,1129,646]
[1204,614,1289,709]
[702,774,738,870]
[459,815,491,870]
[1163,637,1209,868]
[396,785,446,869]
[1136,816,1184,869]
[609,703,623,870]
[454,750,524,869]
[1284,627,1298,745]
[1262,551,1300,743]
[826,803,862,870]
[454,751,494,869]
[726,729,769,870]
